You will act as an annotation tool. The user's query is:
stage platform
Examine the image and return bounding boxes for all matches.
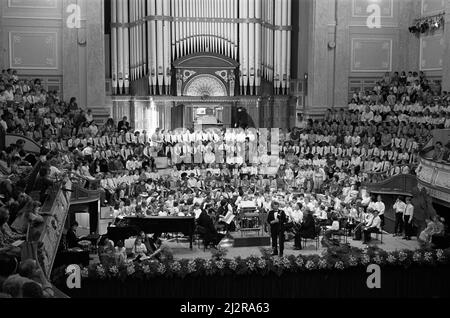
[231,230,271,247]
[154,232,420,260]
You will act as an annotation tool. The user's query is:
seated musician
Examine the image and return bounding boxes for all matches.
[138,231,157,254]
[196,208,224,249]
[345,205,360,236]
[324,215,340,240]
[131,237,148,259]
[362,210,382,244]
[66,221,80,248]
[291,202,304,224]
[314,205,328,226]
[114,240,127,264]
[287,202,302,244]
[98,237,115,255]
[294,209,316,250]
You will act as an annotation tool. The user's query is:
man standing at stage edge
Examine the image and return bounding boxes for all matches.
[267,201,287,256]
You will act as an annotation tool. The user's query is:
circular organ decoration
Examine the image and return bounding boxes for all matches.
[184,74,227,97]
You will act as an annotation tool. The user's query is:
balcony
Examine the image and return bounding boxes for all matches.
[32,178,73,278]
[416,152,450,204]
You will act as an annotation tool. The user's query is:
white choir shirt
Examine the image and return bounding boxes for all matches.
[404,203,414,216]
[82,146,93,156]
[393,200,406,214]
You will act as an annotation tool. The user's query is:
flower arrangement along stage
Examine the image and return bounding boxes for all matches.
[52,245,450,283]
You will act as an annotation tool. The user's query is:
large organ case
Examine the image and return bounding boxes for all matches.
[110,0,292,96]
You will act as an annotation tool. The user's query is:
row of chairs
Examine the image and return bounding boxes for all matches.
[301,226,383,251]
[192,223,384,252]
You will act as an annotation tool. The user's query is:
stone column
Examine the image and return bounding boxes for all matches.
[86,0,106,110]
[63,0,83,106]
[306,0,334,115]
[398,0,421,73]
[442,0,450,92]
[63,0,105,110]
[333,0,351,108]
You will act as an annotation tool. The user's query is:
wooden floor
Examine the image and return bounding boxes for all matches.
[162,232,420,260]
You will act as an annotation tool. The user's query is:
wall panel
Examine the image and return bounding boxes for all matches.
[2,0,62,19]
[9,31,58,70]
[350,0,398,27]
[351,38,393,72]
[420,32,445,71]
[1,0,63,75]
[421,0,445,15]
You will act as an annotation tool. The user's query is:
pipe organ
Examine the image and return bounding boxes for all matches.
[110,0,292,96]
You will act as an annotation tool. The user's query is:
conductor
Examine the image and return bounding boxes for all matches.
[267,201,287,256]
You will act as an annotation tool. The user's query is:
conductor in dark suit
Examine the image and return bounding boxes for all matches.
[267,201,287,256]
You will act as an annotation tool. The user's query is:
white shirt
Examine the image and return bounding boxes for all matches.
[327,220,340,231]
[369,216,382,230]
[404,203,414,216]
[374,201,385,216]
[82,146,93,156]
[393,200,406,214]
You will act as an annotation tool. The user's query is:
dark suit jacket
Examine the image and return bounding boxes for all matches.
[267,209,287,234]
[117,121,130,132]
[197,211,218,242]
[66,229,79,248]
[299,214,316,238]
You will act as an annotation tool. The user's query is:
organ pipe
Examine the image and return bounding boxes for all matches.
[111,0,117,94]
[255,0,261,93]
[117,0,123,93]
[163,0,171,94]
[274,0,282,94]
[286,0,292,93]
[238,0,244,94]
[109,0,293,96]
[123,0,130,94]
[148,0,157,94]
[281,0,287,93]
[141,0,147,78]
[156,0,164,93]
[249,0,255,94]
[129,0,134,81]
[173,0,180,59]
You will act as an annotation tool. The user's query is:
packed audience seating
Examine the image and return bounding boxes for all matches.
[1,68,449,297]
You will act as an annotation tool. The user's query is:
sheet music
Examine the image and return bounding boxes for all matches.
[223,211,235,224]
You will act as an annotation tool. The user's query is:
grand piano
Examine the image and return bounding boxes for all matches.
[107,216,196,249]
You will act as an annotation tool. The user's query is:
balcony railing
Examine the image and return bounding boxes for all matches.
[32,178,73,278]
[416,154,450,203]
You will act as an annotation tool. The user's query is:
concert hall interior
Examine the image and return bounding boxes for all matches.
[1,0,450,299]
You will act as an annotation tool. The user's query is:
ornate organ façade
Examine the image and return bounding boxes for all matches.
[110,0,292,96]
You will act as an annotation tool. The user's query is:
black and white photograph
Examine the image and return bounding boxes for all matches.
[0,0,450,305]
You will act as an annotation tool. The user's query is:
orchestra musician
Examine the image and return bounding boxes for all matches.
[196,207,224,249]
